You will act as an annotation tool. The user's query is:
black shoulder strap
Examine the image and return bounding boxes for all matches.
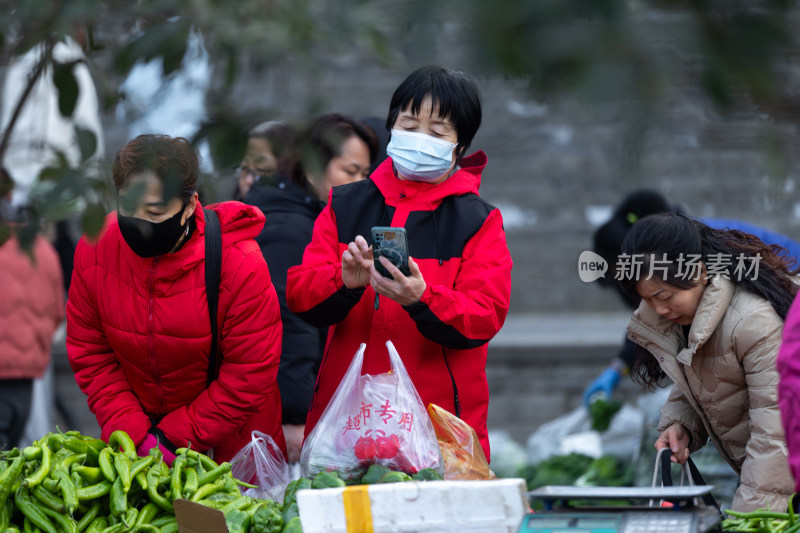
[204,208,222,387]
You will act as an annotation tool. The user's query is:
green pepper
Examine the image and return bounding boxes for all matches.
[120,508,138,529]
[196,463,231,487]
[0,457,25,509]
[5,527,22,533]
[97,449,115,483]
[223,509,250,533]
[145,465,173,513]
[76,481,112,502]
[134,472,147,491]
[38,501,78,533]
[23,516,34,533]
[112,454,131,493]
[205,492,236,503]
[283,478,312,508]
[160,522,178,533]
[71,471,84,491]
[22,448,42,462]
[251,502,283,533]
[311,471,346,489]
[98,523,124,533]
[62,439,88,456]
[377,471,412,483]
[219,496,251,515]
[177,450,218,472]
[45,434,64,452]
[182,468,198,499]
[411,468,443,481]
[30,486,66,514]
[133,502,159,530]
[282,516,303,533]
[359,465,392,485]
[281,502,298,525]
[40,478,59,494]
[131,525,160,533]
[75,502,101,533]
[58,454,86,474]
[54,466,78,514]
[195,499,226,510]
[22,445,51,489]
[14,488,58,533]
[150,517,176,528]
[130,457,153,479]
[107,432,136,461]
[170,455,186,501]
[84,517,107,533]
[72,467,104,485]
[109,478,126,517]
[0,498,10,531]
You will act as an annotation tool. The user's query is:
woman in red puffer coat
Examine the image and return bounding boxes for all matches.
[67,134,285,463]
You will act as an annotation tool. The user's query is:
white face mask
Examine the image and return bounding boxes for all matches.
[386,129,457,182]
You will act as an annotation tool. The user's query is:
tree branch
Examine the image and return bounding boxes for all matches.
[0,38,56,170]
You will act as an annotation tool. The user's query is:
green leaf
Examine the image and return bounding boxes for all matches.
[81,201,107,238]
[16,218,40,254]
[53,60,79,117]
[193,117,249,171]
[75,127,98,162]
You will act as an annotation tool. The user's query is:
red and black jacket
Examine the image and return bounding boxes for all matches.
[287,152,512,459]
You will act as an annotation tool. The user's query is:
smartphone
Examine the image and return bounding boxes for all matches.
[371,226,411,280]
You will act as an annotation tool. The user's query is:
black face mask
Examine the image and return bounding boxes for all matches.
[118,206,189,258]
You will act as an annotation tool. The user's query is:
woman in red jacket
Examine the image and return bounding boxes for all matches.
[286,66,513,460]
[67,134,285,463]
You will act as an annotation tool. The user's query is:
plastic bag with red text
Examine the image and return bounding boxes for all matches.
[300,341,443,481]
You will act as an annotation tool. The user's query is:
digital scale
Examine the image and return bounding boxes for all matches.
[519,485,723,533]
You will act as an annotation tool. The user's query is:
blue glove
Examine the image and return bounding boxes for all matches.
[582,367,622,407]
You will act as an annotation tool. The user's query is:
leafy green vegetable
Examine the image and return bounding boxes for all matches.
[575,455,633,487]
[589,398,623,432]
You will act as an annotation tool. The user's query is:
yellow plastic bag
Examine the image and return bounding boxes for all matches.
[427,403,495,480]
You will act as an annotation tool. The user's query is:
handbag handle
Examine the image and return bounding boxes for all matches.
[655,448,721,512]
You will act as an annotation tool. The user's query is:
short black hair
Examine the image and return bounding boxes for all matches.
[385,65,482,158]
[289,113,378,190]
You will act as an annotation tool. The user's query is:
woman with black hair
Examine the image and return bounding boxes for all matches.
[583,189,800,405]
[286,66,513,461]
[620,211,796,511]
[244,113,377,463]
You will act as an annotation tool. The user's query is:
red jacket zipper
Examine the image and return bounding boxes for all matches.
[147,256,166,416]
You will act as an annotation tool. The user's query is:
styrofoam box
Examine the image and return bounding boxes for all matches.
[297,478,528,533]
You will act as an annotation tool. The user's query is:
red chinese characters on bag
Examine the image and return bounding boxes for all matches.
[300,342,444,479]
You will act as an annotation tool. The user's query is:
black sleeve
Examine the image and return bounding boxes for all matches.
[403,300,491,350]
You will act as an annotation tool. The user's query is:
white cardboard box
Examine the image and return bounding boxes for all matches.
[297,478,528,533]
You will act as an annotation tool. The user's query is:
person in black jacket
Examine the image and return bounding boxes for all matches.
[244,113,377,462]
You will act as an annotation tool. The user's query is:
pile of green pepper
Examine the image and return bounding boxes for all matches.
[0,430,449,533]
[0,430,277,533]
[721,496,800,533]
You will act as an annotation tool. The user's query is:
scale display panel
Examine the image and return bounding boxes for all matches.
[520,511,704,533]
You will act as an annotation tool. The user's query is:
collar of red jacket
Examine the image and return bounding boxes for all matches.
[370,151,487,207]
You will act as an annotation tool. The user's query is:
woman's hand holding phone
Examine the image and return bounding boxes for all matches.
[342,235,374,289]
[371,256,426,306]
